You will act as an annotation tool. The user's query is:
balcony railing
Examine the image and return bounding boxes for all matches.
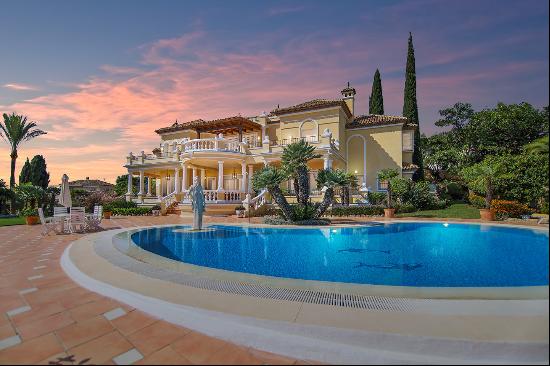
[273,136,318,146]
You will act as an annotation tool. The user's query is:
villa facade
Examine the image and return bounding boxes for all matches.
[123,84,418,209]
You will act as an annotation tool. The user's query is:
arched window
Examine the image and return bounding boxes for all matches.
[300,120,318,142]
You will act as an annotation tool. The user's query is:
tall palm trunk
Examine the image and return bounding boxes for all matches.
[268,185,294,220]
[296,166,310,205]
[9,150,17,213]
[315,186,334,218]
[293,177,300,198]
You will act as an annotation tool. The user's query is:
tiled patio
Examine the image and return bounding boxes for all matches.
[0,215,308,365]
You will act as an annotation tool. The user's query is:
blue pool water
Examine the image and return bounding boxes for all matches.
[129,223,549,287]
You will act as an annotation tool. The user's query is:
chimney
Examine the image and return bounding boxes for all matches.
[341,82,356,116]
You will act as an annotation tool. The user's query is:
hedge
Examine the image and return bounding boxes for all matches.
[111,207,152,216]
[327,206,385,217]
[490,200,532,219]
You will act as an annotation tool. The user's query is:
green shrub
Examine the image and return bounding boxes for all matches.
[263,215,288,225]
[491,199,532,219]
[468,192,486,209]
[395,203,416,213]
[366,192,386,205]
[104,200,137,212]
[443,182,468,201]
[291,204,316,221]
[541,201,549,215]
[407,182,437,210]
[20,208,38,217]
[328,205,385,217]
[111,207,152,216]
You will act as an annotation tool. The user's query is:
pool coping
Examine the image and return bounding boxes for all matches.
[115,222,549,300]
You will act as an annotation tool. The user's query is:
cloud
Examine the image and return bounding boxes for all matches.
[3,83,39,91]
[0,27,547,184]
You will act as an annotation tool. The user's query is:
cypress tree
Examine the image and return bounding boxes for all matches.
[368,69,384,115]
[402,32,424,180]
[19,158,32,184]
[29,155,50,189]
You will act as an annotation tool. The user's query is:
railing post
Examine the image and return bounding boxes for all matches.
[138,170,145,203]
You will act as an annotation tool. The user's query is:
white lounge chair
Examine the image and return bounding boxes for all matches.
[86,205,103,231]
[68,207,86,233]
[54,206,69,232]
[38,208,60,236]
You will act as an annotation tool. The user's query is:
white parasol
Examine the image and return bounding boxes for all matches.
[59,174,72,207]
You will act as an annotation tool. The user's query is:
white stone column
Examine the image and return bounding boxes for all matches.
[182,164,188,191]
[147,177,152,196]
[217,161,224,191]
[138,170,145,202]
[248,165,254,193]
[174,167,180,193]
[156,178,162,199]
[125,172,133,201]
[241,161,247,193]
[201,169,206,187]
[192,168,197,184]
[323,155,333,170]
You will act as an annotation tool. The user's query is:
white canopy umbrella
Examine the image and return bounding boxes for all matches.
[59,174,72,207]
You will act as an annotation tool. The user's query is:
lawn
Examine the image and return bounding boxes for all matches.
[0,216,26,226]
[397,203,481,219]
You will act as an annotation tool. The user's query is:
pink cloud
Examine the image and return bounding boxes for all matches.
[3,83,39,91]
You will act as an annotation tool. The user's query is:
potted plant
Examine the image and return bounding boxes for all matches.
[235,205,246,218]
[461,156,510,221]
[377,169,399,218]
[21,207,39,225]
[103,203,113,219]
[151,204,161,216]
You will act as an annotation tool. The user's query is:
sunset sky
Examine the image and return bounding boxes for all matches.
[1,0,548,185]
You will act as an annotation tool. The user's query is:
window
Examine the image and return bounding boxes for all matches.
[402,131,414,151]
[377,178,389,191]
[300,121,318,142]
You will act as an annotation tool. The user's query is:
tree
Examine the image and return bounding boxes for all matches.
[0,113,47,189]
[460,155,510,209]
[402,33,423,180]
[524,135,549,155]
[435,102,474,131]
[252,166,294,220]
[368,69,384,115]
[281,140,320,206]
[114,174,139,196]
[19,158,32,184]
[315,169,346,218]
[377,169,400,208]
[29,155,50,189]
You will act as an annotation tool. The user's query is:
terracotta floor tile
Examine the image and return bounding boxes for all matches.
[203,344,263,365]
[69,298,120,322]
[0,297,27,314]
[17,311,74,340]
[128,321,190,356]
[136,346,192,365]
[36,352,70,365]
[171,331,230,364]
[0,324,16,340]
[56,315,114,349]
[111,310,157,336]
[0,333,64,365]
[11,301,65,326]
[68,330,133,365]
[247,348,298,365]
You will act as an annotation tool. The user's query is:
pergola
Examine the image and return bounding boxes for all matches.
[155,116,262,141]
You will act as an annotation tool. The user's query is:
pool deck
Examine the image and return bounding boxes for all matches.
[1,214,548,364]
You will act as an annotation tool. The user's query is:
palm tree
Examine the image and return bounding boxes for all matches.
[315,169,346,218]
[281,140,320,206]
[377,169,399,209]
[252,166,294,220]
[1,113,47,189]
[461,156,509,209]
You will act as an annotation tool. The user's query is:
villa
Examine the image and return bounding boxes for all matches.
[124,83,418,211]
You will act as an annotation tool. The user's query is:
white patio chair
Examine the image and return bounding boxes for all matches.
[86,205,103,231]
[38,208,60,236]
[54,206,69,232]
[68,207,87,233]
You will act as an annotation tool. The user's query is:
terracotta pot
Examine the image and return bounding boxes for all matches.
[479,208,495,221]
[103,211,112,219]
[25,216,39,225]
[236,210,245,218]
[384,208,395,218]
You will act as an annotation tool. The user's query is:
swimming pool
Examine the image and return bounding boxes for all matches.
[129,223,549,287]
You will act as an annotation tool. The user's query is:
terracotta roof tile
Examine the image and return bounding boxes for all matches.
[155,116,261,134]
[270,99,352,118]
[346,114,414,129]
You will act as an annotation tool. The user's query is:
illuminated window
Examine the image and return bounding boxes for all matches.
[377,178,389,191]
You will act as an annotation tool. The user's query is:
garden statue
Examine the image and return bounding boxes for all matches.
[189,176,206,230]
